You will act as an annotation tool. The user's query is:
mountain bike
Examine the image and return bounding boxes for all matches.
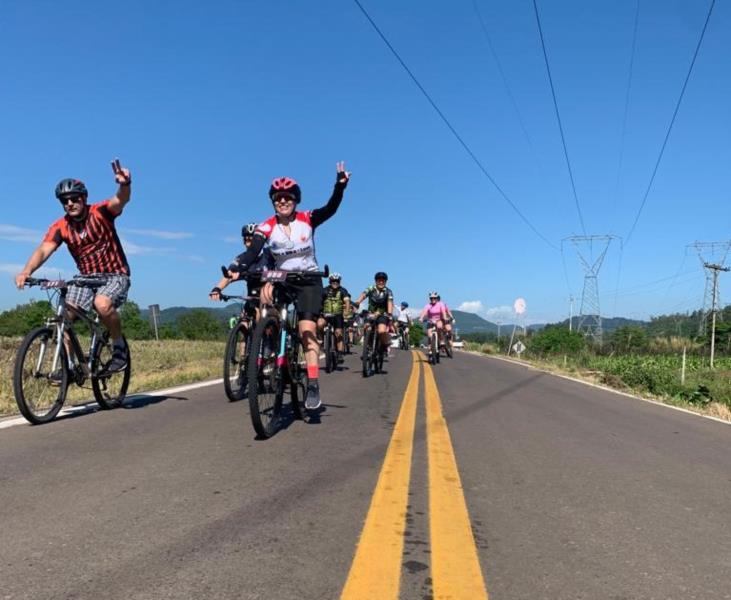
[424,321,441,365]
[361,314,385,377]
[13,276,131,424]
[397,322,410,350]
[321,313,339,373]
[220,293,259,401]
[246,267,329,438]
[441,328,453,359]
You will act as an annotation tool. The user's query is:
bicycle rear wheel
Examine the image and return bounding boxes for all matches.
[92,334,131,410]
[247,316,284,438]
[223,322,250,401]
[13,326,68,424]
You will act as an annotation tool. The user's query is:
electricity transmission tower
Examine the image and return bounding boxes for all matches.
[563,235,618,345]
[689,241,731,336]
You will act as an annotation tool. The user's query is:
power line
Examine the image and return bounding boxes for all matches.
[532,0,587,236]
[625,0,717,244]
[613,0,641,213]
[351,0,558,250]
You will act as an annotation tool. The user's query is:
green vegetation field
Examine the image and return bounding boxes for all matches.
[465,342,731,421]
[0,338,225,416]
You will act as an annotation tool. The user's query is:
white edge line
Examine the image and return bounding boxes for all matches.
[460,350,731,427]
[0,378,224,431]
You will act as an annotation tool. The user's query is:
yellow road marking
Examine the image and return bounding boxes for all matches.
[423,354,490,600]
[340,351,421,600]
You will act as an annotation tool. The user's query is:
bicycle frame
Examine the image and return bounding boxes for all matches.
[47,290,105,379]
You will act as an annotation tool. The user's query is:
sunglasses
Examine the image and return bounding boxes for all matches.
[59,196,84,206]
[273,195,295,204]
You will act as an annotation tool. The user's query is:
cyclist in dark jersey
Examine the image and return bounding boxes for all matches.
[210,223,274,318]
[353,271,394,355]
[318,272,351,361]
[15,159,133,373]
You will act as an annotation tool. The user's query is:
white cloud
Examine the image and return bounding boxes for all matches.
[119,238,175,256]
[0,263,73,278]
[122,228,194,240]
[0,224,42,243]
[485,305,515,322]
[457,300,485,314]
[185,255,206,264]
[223,236,241,244]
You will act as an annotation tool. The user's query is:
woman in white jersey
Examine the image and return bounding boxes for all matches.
[227,162,350,410]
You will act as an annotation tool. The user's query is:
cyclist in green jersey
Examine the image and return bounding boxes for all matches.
[353,271,394,355]
[318,273,351,362]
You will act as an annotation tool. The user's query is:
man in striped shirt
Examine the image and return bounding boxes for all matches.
[15,159,133,373]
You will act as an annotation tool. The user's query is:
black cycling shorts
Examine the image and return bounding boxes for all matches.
[285,277,323,322]
[323,313,345,330]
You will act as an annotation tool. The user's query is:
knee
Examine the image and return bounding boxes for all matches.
[94,297,115,317]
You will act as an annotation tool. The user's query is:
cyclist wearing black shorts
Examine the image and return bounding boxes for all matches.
[227,162,351,409]
[318,272,351,360]
[353,272,394,355]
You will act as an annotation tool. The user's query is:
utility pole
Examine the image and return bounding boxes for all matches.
[569,295,574,331]
[563,235,618,345]
[706,262,729,368]
[690,241,731,338]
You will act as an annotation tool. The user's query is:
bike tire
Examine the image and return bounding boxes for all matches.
[13,326,68,424]
[361,329,372,377]
[431,333,439,365]
[223,322,249,401]
[92,334,131,410]
[324,328,334,374]
[247,315,284,438]
[289,339,309,420]
[445,339,453,359]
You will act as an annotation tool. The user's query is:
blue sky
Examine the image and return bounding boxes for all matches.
[1,0,729,324]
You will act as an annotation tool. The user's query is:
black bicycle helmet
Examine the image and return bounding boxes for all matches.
[400,301,409,308]
[55,178,88,199]
[329,272,342,282]
[374,271,388,281]
[241,223,257,237]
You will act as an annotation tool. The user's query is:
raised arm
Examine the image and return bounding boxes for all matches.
[310,162,351,228]
[107,158,132,216]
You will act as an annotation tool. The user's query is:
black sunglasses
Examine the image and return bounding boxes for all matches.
[59,196,84,206]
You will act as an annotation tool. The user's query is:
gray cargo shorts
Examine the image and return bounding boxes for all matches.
[66,273,131,312]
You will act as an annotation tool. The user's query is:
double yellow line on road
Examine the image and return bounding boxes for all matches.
[341,351,488,599]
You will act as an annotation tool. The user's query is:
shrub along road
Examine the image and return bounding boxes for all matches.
[0,350,729,599]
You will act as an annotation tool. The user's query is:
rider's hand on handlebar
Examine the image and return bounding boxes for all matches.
[15,272,30,290]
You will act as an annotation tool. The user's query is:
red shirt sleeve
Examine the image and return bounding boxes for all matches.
[42,218,66,246]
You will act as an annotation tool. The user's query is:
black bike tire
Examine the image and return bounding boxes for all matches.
[361,328,372,378]
[247,315,283,438]
[289,338,308,420]
[13,326,68,424]
[223,322,249,401]
[371,329,381,374]
[324,327,333,374]
[92,334,131,410]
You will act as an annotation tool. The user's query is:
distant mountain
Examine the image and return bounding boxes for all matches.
[451,310,500,334]
[141,304,240,325]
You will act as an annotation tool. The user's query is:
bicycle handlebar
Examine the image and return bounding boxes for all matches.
[25,275,109,290]
[221,264,330,282]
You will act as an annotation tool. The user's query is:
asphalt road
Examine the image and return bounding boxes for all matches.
[1,350,729,600]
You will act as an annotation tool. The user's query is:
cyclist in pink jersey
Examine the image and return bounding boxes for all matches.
[420,292,447,328]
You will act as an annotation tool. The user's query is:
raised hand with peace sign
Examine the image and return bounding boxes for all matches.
[109,158,132,215]
[336,161,351,187]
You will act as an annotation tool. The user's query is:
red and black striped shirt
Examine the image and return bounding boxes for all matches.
[43,200,130,275]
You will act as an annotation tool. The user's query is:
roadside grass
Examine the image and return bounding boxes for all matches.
[464,341,731,422]
[0,338,225,416]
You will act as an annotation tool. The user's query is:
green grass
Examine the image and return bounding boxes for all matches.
[0,338,225,416]
[464,341,731,420]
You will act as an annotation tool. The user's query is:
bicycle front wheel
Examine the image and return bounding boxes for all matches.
[324,328,334,374]
[361,329,372,378]
[247,315,284,438]
[92,334,131,410]
[224,323,250,401]
[13,327,68,424]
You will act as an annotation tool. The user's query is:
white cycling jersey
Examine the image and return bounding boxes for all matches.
[256,212,318,272]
